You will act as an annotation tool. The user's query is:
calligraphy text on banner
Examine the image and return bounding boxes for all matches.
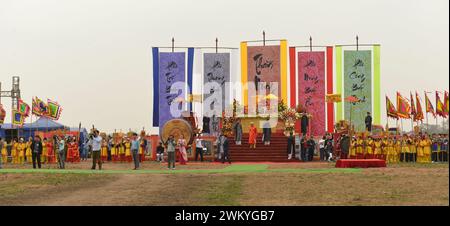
[158,52,186,131]
[344,50,372,131]
[298,51,325,136]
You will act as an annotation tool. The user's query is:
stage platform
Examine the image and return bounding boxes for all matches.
[335,159,386,168]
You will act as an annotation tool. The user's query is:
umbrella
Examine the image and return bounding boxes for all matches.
[264,94,278,100]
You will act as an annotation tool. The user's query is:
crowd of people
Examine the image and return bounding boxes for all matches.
[341,133,449,163]
[0,135,80,169]
[0,129,150,170]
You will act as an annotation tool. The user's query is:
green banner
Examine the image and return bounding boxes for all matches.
[344,50,372,131]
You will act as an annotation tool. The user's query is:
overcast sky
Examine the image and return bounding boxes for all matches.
[0,0,448,133]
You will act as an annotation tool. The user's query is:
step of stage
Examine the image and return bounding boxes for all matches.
[226,132,294,162]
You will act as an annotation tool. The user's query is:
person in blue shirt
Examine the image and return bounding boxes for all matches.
[131,133,140,170]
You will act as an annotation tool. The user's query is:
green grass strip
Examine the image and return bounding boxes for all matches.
[0,164,361,174]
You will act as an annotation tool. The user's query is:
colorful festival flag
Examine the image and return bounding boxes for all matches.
[444,91,449,116]
[396,92,410,119]
[12,110,24,127]
[424,92,435,117]
[46,99,62,120]
[0,104,6,124]
[410,92,416,120]
[415,92,424,121]
[325,94,342,103]
[386,96,398,119]
[18,99,31,117]
[436,91,446,118]
[32,97,48,116]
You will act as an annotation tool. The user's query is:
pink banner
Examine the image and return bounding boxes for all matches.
[298,51,325,136]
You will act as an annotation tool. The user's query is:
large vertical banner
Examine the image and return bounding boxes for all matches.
[247,45,281,101]
[344,50,372,131]
[158,52,186,130]
[298,51,326,136]
[203,53,230,117]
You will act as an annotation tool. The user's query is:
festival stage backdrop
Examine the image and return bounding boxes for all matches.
[297,51,325,136]
[203,53,230,117]
[344,50,372,131]
[158,52,186,131]
[241,41,288,109]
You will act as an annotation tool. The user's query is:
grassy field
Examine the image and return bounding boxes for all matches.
[0,161,448,206]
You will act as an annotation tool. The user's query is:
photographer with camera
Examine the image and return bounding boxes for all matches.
[89,129,103,170]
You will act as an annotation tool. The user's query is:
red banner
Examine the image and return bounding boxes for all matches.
[298,51,325,136]
[326,47,334,133]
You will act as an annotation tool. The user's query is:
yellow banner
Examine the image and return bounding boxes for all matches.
[326,94,342,103]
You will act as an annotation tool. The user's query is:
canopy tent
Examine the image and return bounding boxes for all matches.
[0,117,67,140]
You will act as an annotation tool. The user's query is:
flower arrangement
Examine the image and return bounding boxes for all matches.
[278,102,302,135]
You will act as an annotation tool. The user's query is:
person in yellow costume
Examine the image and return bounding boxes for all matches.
[124,138,132,162]
[400,135,410,162]
[349,136,357,159]
[394,137,401,163]
[409,135,418,163]
[355,135,364,159]
[41,138,48,164]
[365,137,374,159]
[374,137,382,159]
[119,138,126,162]
[1,138,7,164]
[25,137,33,164]
[422,134,432,163]
[111,140,118,162]
[16,138,26,164]
[417,135,426,163]
[386,137,396,163]
[381,136,389,161]
[101,139,108,162]
[11,138,18,164]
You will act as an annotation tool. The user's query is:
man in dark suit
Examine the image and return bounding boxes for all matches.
[301,112,309,136]
[365,112,372,132]
[221,135,231,164]
[307,136,316,161]
[31,135,43,169]
[287,131,295,159]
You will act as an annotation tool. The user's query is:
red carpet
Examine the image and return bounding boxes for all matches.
[335,159,386,168]
[227,133,300,162]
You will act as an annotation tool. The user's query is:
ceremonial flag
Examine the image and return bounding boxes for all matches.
[410,92,416,120]
[436,91,446,118]
[32,97,48,116]
[12,110,24,127]
[386,96,398,119]
[18,99,30,117]
[415,92,424,121]
[424,92,435,117]
[444,91,449,116]
[396,92,410,119]
[0,104,5,124]
[326,94,342,103]
[47,99,62,120]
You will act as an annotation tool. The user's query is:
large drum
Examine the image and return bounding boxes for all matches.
[161,119,194,145]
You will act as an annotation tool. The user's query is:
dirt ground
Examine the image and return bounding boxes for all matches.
[0,162,448,206]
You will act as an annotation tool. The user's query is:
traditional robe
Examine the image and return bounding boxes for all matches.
[248,126,257,145]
